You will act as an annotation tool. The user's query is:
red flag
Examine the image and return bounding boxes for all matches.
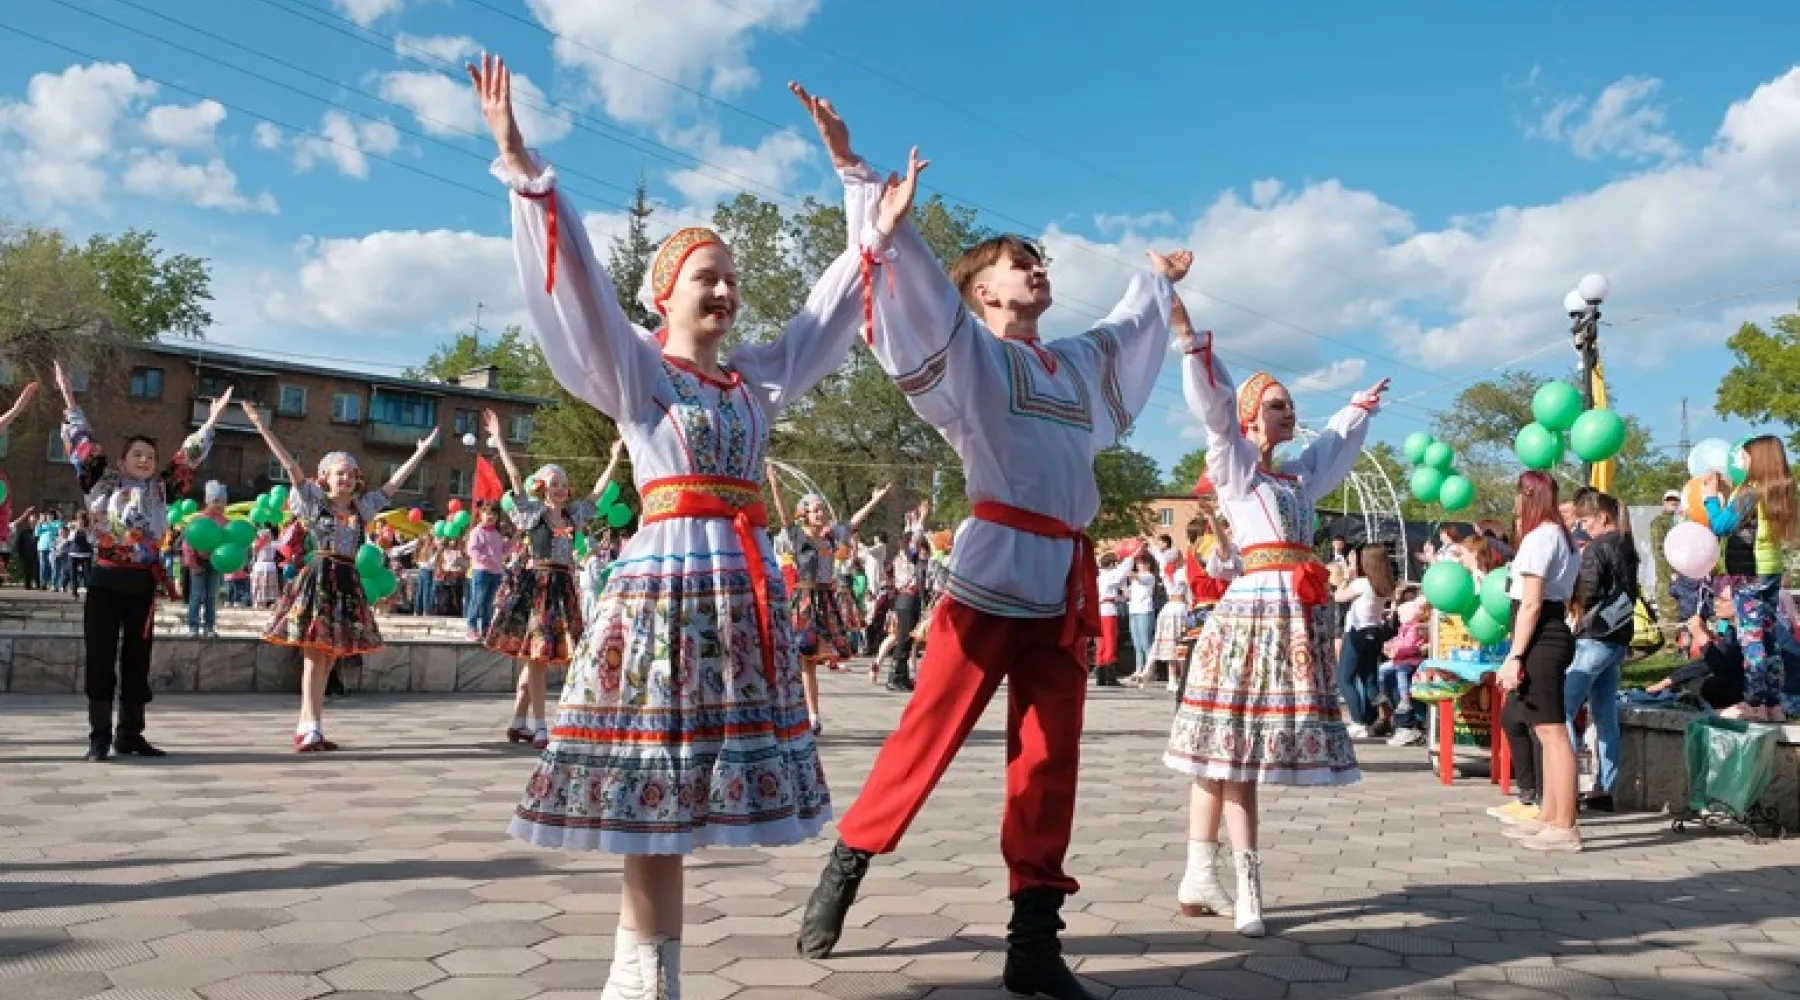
[473,456,504,502]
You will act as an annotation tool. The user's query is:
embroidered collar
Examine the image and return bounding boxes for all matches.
[999,334,1058,376]
[663,354,741,389]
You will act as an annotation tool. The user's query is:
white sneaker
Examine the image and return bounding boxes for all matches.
[1346,724,1370,739]
[1387,727,1425,747]
[601,928,640,1000]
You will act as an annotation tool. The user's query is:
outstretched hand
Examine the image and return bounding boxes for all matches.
[876,147,929,238]
[1363,377,1391,403]
[52,361,76,410]
[416,428,441,453]
[789,82,856,168]
[467,53,529,172]
[237,400,267,430]
[206,387,236,425]
[1147,249,1193,282]
[0,381,39,427]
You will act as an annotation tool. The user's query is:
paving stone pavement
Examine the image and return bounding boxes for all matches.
[5,669,1800,1000]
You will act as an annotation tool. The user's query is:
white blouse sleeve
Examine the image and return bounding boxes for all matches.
[1181,345,1259,501]
[1288,392,1379,502]
[1052,272,1174,450]
[726,249,868,418]
[496,153,662,423]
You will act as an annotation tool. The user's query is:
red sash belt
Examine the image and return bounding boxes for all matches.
[970,501,1098,651]
[640,477,776,690]
[1241,542,1330,608]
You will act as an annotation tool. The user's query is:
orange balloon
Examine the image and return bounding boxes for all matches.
[1683,476,1712,526]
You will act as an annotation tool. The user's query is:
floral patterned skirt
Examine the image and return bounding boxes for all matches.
[791,583,856,663]
[1165,570,1359,786]
[1150,601,1189,661]
[263,555,383,658]
[485,564,582,666]
[510,519,830,855]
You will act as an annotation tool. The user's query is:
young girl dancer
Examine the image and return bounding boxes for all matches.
[767,477,891,734]
[485,408,623,750]
[243,403,436,751]
[472,54,917,995]
[1165,312,1387,937]
[54,366,226,760]
[1704,436,1797,722]
[1147,538,1192,687]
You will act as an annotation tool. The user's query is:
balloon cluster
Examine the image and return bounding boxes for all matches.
[1401,433,1476,513]
[355,542,398,601]
[247,485,293,527]
[431,499,475,542]
[1658,436,1757,582]
[1421,560,1514,647]
[1513,381,1626,470]
[177,508,259,575]
[595,483,634,530]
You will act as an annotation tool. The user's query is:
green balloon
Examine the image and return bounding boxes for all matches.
[1423,441,1455,471]
[575,533,589,558]
[1422,561,1478,617]
[209,542,249,574]
[1514,422,1562,470]
[1480,567,1512,621]
[355,542,385,576]
[599,481,621,507]
[1402,432,1435,466]
[1728,439,1753,487]
[1569,409,1627,463]
[363,566,397,601]
[1532,381,1584,433]
[605,504,633,529]
[453,510,473,530]
[272,484,290,507]
[1465,607,1509,646]
[500,492,516,513]
[183,517,224,554]
[0,480,9,506]
[224,519,257,548]
[1409,466,1447,503]
[1438,474,1475,512]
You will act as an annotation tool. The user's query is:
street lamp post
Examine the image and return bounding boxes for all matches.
[1564,273,1609,481]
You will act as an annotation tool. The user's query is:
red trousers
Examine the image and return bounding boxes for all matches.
[836,599,1088,897]
[1096,615,1120,667]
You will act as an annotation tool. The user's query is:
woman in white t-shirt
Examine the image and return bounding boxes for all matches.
[1333,544,1396,737]
[1497,470,1584,853]
[1123,551,1161,683]
[1094,554,1129,686]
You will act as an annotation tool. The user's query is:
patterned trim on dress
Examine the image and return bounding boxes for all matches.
[1003,340,1091,430]
[640,477,763,519]
[1080,327,1130,436]
[1240,543,1320,575]
[944,571,1068,619]
[893,305,964,398]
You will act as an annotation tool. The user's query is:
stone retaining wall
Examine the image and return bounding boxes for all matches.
[1616,705,1800,829]
[0,633,557,695]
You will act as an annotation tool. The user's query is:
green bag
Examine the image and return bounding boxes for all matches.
[1684,717,1779,817]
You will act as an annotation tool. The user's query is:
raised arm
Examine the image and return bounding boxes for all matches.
[471,54,661,423]
[482,407,526,496]
[54,362,105,492]
[1287,377,1388,500]
[0,381,38,435]
[589,438,625,499]
[1055,251,1183,451]
[381,429,440,498]
[1178,327,1258,501]
[165,391,229,492]
[240,402,304,485]
[847,483,891,531]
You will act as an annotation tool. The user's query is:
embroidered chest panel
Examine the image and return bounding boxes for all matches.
[662,360,761,479]
[1252,471,1310,542]
[1002,340,1091,431]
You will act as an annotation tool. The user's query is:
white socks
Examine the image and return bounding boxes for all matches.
[510,716,527,731]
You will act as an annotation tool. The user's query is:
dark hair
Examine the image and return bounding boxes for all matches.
[1133,550,1158,572]
[949,235,1043,310]
[122,435,159,458]
[1575,491,1625,532]
[1099,552,1119,569]
[1359,543,1396,600]
[1157,534,1173,548]
[1185,518,1205,544]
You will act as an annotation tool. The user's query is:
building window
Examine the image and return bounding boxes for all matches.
[371,390,437,428]
[448,467,472,497]
[46,429,67,463]
[129,367,164,400]
[453,408,479,436]
[508,414,533,444]
[201,445,244,486]
[332,392,362,423]
[278,385,307,416]
[380,461,425,495]
[197,374,234,399]
[268,453,302,483]
[1159,507,1173,527]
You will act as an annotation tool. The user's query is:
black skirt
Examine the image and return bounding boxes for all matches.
[1509,599,1574,725]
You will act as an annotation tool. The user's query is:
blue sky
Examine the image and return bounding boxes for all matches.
[5,0,1800,486]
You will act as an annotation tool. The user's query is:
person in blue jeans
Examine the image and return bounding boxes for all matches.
[1566,492,1639,811]
[185,482,231,637]
[35,509,62,591]
[464,503,506,638]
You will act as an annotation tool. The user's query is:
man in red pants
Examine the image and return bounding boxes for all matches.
[790,86,1191,1000]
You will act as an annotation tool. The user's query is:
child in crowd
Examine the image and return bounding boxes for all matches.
[1380,585,1428,746]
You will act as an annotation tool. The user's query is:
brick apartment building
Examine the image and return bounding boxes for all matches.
[0,341,548,516]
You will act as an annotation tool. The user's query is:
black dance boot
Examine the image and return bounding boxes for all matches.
[1001,888,1093,1000]
[795,840,872,958]
[113,703,166,758]
[85,701,112,762]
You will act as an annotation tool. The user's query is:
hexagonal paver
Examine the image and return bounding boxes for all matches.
[344,934,458,960]
[149,932,270,959]
[107,956,240,991]
[320,960,447,992]
[521,960,610,991]
[446,922,553,949]
[229,945,354,975]
[413,980,542,1000]
[185,911,294,933]
[433,948,547,976]
[196,973,332,1000]
[0,970,114,1000]
[716,958,830,988]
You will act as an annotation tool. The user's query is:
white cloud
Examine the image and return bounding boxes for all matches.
[0,61,156,207]
[293,111,400,179]
[331,0,408,27]
[524,0,819,123]
[665,124,812,206]
[1528,75,1683,162]
[377,69,573,146]
[1291,357,1368,394]
[140,99,226,150]
[122,150,278,214]
[253,121,283,150]
[394,32,480,65]
[1094,210,1175,236]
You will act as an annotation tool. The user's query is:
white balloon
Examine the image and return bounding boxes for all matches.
[1663,521,1720,580]
[1687,438,1730,478]
[461,432,478,448]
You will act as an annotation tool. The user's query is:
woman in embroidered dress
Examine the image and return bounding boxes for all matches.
[485,407,623,750]
[767,478,891,735]
[1147,538,1192,686]
[242,403,436,751]
[1163,312,1387,938]
[54,364,225,761]
[470,54,921,996]
[250,529,282,608]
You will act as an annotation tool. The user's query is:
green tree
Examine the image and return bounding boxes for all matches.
[404,325,549,393]
[609,174,659,330]
[1166,446,1207,493]
[81,230,212,339]
[1092,443,1163,539]
[1717,311,1800,450]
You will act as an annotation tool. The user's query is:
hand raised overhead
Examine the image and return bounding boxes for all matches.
[1146,249,1193,282]
[789,82,856,168]
[876,147,930,237]
[467,52,530,175]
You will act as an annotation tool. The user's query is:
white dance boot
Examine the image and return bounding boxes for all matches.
[1234,850,1266,938]
[1176,840,1234,918]
[637,936,681,1000]
[601,928,640,1000]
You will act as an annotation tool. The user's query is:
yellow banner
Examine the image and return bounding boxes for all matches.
[1589,361,1614,494]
